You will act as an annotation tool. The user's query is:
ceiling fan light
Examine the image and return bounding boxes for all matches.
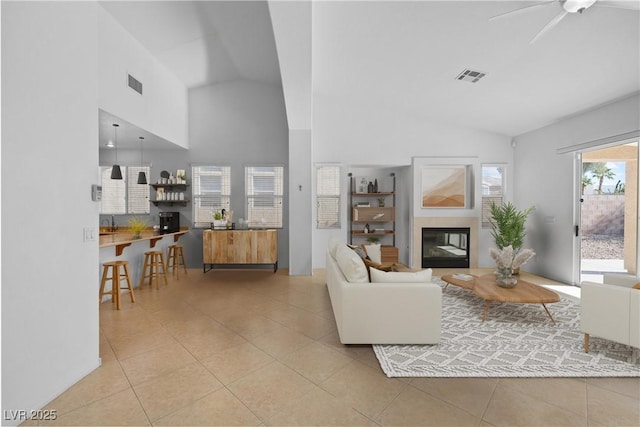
[137,171,148,185]
[111,165,123,180]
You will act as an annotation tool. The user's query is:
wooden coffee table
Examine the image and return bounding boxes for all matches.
[441,273,560,324]
[441,273,477,290]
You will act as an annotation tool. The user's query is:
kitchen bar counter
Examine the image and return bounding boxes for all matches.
[100,227,189,256]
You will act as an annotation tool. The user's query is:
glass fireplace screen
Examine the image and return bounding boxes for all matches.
[422,227,470,268]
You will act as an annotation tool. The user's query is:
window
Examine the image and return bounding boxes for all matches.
[192,165,231,227]
[316,165,341,228]
[246,166,283,228]
[481,164,506,228]
[99,166,150,214]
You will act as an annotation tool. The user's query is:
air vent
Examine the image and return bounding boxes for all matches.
[456,69,487,83]
[128,74,143,95]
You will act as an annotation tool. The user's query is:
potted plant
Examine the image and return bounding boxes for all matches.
[488,201,534,273]
[212,210,226,228]
[377,197,386,207]
[128,217,148,239]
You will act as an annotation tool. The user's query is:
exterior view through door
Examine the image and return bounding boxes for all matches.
[579,141,638,283]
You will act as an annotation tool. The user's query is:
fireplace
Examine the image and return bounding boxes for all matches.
[422,227,470,268]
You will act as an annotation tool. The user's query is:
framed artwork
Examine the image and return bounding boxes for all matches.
[421,165,469,208]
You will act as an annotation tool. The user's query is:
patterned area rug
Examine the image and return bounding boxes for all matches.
[373,277,640,377]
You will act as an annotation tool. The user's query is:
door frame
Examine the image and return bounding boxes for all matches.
[572,134,640,285]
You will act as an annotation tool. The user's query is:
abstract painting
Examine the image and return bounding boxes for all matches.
[421,165,468,208]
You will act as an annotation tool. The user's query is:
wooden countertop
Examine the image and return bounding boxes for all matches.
[100,227,189,256]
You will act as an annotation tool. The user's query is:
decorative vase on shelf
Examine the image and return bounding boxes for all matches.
[367,181,374,193]
[495,268,517,288]
[373,179,378,193]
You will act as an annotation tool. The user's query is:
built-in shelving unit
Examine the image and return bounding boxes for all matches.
[348,173,398,263]
[149,183,189,206]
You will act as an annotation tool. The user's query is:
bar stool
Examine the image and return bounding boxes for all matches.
[167,244,187,279]
[139,250,168,289]
[99,260,135,310]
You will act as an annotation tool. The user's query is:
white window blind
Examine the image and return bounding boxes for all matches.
[128,166,150,214]
[246,166,283,228]
[316,165,341,228]
[192,165,231,227]
[99,166,150,214]
[481,164,505,228]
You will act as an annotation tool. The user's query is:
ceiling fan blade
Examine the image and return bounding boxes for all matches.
[489,1,557,21]
[594,0,640,11]
[530,10,569,44]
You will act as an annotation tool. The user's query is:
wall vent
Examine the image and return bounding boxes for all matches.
[455,69,487,83]
[128,74,143,95]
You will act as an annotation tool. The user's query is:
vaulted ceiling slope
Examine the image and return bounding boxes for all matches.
[312,0,640,136]
[99,0,282,89]
[101,1,639,137]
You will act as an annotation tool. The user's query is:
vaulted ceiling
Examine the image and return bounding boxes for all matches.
[100,0,639,139]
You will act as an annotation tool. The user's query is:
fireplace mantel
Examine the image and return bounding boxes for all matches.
[412,217,478,269]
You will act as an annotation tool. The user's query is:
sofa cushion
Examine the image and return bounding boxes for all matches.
[328,236,342,259]
[363,243,382,263]
[335,245,369,283]
[370,267,433,283]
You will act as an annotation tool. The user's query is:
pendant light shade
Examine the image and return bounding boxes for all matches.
[111,164,123,180]
[110,123,122,180]
[137,136,147,184]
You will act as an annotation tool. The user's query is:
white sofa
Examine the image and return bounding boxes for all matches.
[325,244,442,344]
[581,273,640,352]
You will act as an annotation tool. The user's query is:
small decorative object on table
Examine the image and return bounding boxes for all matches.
[128,217,148,239]
[489,245,535,288]
[212,210,226,228]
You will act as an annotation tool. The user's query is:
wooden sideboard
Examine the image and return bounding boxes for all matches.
[203,229,278,272]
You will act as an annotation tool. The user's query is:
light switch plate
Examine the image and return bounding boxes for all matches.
[83,227,96,242]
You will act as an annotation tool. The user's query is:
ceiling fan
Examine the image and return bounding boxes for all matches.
[490,0,640,44]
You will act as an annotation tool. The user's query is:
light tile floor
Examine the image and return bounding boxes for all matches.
[30,268,639,426]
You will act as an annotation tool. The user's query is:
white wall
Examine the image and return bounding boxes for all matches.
[1,2,100,422]
[289,130,312,275]
[189,80,289,266]
[98,6,188,149]
[312,94,513,267]
[514,94,640,284]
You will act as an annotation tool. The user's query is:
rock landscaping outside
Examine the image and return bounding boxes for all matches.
[581,235,624,259]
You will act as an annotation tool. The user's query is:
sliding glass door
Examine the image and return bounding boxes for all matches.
[578,140,638,283]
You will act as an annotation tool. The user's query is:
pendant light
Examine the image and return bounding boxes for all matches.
[137,136,147,184]
[110,123,122,180]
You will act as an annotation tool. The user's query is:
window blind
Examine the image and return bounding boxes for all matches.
[245,166,283,228]
[127,166,150,214]
[481,164,505,228]
[99,166,149,214]
[316,165,341,228]
[192,165,231,227]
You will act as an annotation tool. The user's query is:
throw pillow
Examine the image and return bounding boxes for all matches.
[335,245,369,283]
[633,283,640,290]
[348,244,369,260]
[370,267,433,283]
[363,243,382,264]
[362,258,394,281]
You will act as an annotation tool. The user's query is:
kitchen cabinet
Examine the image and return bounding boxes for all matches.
[203,229,278,272]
